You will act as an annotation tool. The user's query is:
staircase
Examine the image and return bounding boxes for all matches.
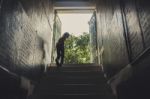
[29,64,116,99]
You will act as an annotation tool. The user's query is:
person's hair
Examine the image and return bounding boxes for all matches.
[63,32,70,38]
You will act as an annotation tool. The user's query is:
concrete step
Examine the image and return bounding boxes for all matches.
[36,84,110,92]
[30,93,115,99]
[40,79,107,85]
[48,66,102,72]
[46,70,104,75]
[50,63,99,67]
[29,65,115,99]
[39,77,107,85]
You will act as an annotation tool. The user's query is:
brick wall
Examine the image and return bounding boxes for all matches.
[0,0,54,79]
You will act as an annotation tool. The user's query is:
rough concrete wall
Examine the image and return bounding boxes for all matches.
[0,0,54,78]
[96,0,150,78]
[96,0,150,98]
[116,0,150,98]
[122,0,144,60]
[96,0,129,77]
[136,0,150,48]
[134,0,150,79]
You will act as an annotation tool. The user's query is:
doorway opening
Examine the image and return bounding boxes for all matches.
[52,1,98,64]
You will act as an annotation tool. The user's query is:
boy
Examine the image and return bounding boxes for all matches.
[55,32,70,67]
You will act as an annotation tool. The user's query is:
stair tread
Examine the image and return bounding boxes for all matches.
[30,94,115,99]
[29,65,116,99]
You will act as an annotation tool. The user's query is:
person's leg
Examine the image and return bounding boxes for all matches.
[55,47,61,66]
[60,49,64,66]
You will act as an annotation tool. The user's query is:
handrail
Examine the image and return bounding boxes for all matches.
[0,64,20,80]
[107,47,150,96]
[131,47,150,66]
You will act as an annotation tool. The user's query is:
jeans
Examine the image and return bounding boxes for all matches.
[55,47,64,66]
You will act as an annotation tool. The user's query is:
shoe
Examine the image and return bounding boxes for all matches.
[55,59,60,66]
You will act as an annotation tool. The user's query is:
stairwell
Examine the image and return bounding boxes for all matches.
[29,64,116,99]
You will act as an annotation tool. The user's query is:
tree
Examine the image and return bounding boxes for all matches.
[64,32,90,64]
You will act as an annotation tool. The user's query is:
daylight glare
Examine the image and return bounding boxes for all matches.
[58,13,92,36]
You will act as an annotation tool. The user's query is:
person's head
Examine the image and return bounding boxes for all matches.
[63,32,70,39]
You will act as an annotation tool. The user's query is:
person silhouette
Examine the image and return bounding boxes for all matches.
[55,32,70,67]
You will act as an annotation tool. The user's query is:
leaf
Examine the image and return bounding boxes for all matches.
[64,33,90,64]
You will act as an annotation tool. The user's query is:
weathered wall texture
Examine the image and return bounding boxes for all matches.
[96,0,150,76]
[136,0,150,48]
[117,0,150,99]
[96,0,150,98]
[0,0,54,79]
[122,0,144,60]
[96,0,129,77]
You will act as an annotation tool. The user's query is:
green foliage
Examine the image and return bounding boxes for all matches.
[64,33,90,64]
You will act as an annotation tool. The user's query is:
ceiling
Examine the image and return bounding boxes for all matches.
[55,0,92,1]
[54,0,96,10]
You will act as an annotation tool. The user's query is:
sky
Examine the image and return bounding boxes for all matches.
[58,13,92,36]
